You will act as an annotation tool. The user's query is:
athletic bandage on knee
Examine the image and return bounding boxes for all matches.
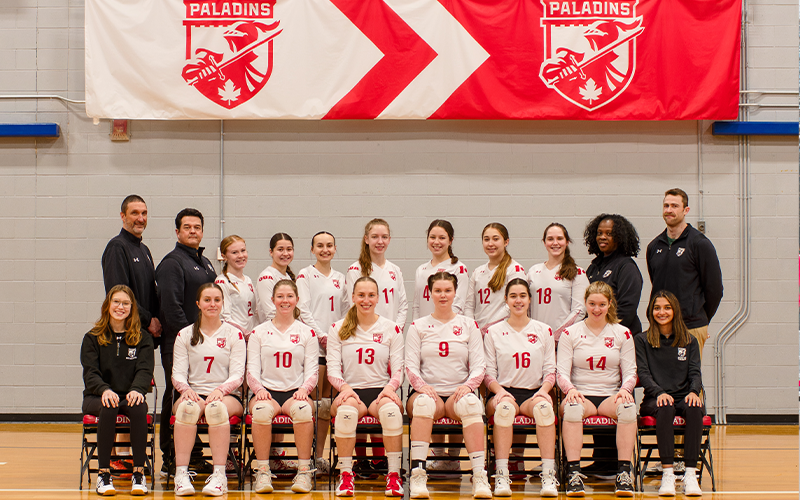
[616,402,637,424]
[493,401,516,428]
[204,400,229,427]
[251,402,276,425]
[378,403,403,437]
[289,400,313,424]
[411,394,436,419]
[174,400,201,426]
[454,393,484,427]
[317,398,332,420]
[532,400,555,426]
[563,402,585,422]
[334,405,359,438]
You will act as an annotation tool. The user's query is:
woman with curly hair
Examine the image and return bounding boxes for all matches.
[583,214,643,333]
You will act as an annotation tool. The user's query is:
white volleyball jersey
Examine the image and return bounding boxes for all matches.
[255,266,292,322]
[345,260,408,329]
[464,260,526,333]
[215,273,259,335]
[527,263,589,342]
[172,322,246,397]
[246,320,319,394]
[484,319,556,390]
[556,321,637,397]
[296,265,347,356]
[412,260,469,320]
[405,314,485,397]
[326,315,404,391]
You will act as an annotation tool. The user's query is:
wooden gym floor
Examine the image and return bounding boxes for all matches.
[0,423,796,499]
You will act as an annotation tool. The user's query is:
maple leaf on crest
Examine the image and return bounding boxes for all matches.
[579,78,602,104]
[218,80,240,104]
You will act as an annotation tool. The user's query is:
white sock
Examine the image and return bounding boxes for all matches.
[685,467,697,477]
[495,459,509,471]
[299,459,312,470]
[338,457,353,473]
[410,441,430,462]
[253,460,269,470]
[213,465,225,475]
[468,451,485,474]
[542,459,556,473]
[663,468,675,478]
[387,452,402,473]
[176,465,189,475]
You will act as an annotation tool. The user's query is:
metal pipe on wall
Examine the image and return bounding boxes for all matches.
[220,120,225,242]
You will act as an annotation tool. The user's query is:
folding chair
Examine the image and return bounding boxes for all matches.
[635,415,715,492]
[486,414,561,478]
[244,414,317,489]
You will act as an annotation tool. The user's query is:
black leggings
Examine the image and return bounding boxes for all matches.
[640,397,705,468]
[83,395,149,469]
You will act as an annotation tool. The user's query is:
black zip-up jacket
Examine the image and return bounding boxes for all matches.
[586,250,643,333]
[102,228,159,330]
[81,329,155,398]
[156,243,216,339]
[646,224,723,329]
[634,333,702,401]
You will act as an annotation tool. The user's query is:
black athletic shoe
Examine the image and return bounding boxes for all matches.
[354,459,380,480]
[614,471,634,497]
[566,471,587,497]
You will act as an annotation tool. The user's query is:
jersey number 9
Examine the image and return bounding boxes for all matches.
[438,342,449,357]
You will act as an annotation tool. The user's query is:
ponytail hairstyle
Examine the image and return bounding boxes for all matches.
[427,271,458,293]
[192,283,224,346]
[543,223,578,281]
[311,231,336,250]
[269,232,296,281]
[359,218,390,278]
[584,281,619,325]
[483,222,513,293]
[427,219,458,265]
[90,285,142,347]
[646,290,690,349]
[339,277,379,341]
[220,234,245,291]
[504,278,531,299]
[272,279,301,320]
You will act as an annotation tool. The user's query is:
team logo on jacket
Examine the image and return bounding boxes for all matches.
[290,334,299,344]
[528,334,538,344]
[677,348,687,361]
[604,337,614,348]
[332,279,341,289]
[373,333,383,343]
[603,270,612,278]
[452,326,463,336]
[676,247,685,257]
[217,338,226,348]
[181,0,281,109]
[538,0,644,111]
[126,348,137,360]
[388,271,396,281]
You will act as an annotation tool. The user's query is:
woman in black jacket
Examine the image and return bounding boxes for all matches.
[635,290,703,497]
[81,284,155,496]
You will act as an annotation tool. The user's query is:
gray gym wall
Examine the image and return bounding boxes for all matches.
[0,0,797,419]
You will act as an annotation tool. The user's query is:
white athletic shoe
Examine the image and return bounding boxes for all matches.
[683,470,702,496]
[493,469,512,497]
[130,471,148,496]
[202,470,228,496]
[254,465,274,493]
[174,469,195,496]
[659,471,676,496]
[471,469,492,499]
[96,471,116,496]
[315,457,331,476]
[409,468,430,499]
[540,468,559,497]
[291,465,315,493]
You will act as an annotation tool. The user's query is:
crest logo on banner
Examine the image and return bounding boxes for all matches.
[182,0,281,109]
[539,0,644,111]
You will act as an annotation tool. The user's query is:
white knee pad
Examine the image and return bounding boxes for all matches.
[289,400,313,424]
[251,401,276,425]
[616,402,637,424]
[317,398,332,420]
[493,401,516,428]
[412,394,436,419]
[334,405,359,438]
[454,393,484,427]
[563,402,585,423]
[174,400,201,426]
[378,403,403,437]
[204,400,229,427]
[532,400,555,426]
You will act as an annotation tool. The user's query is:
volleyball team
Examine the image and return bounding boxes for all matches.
[83,205,708,498]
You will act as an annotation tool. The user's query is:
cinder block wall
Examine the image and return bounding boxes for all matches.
[0,0,797,417]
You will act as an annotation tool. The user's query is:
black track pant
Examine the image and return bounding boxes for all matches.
[640,397,705,468]
[83,395,148,469]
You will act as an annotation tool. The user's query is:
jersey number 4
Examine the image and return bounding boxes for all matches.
[586,356,607,370]
[422,286,430,301]
[536,288,552,304]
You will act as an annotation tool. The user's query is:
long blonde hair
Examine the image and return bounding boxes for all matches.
[89,285,142,347]
[584,281,620,325]
[483,223,513,293]
[339,277,378,341]
[220,234,245,291]
[359,218,390,278]
[646,290,690,348]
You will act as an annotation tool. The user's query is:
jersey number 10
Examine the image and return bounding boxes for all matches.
[274,352,293,368]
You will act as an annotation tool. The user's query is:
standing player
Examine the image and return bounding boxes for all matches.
[215,235,259,336]
[484,279,558,497]
[247,279,319,494]
[327,277,405,497]
[256,233,296,322]
[405,272,490,499]
[465,223,526,334]
[171,283,246,497]
[296,231,348,475]
[556,281,637,497]
[528,223,589,342]
[412,220,469,320]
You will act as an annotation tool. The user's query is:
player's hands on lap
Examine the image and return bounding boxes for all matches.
[126,391,144,406]
[452,385,472,402]
[565,388,585,404]
[206,388,224,402]
[377,385,401,406]
[419,385,438,401]
[180,389,202,403]
[685,392,702,407]
[657,393,674,407]
[102,389,120,408]
[293,388,309,401]
[255,388,272,401]
[614,389,634,404]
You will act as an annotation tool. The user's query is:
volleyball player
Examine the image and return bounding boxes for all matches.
[256,233,296,322]
[327,277,405,497]
[81,285,154,496]
[296,231,348,475]
[405,272,490,499]
[528,223,589,342]
[247,279,319,494]
[484,279,558,497]
[557,281,637,497]
[215,235,259,336]
[171,283,246,497]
